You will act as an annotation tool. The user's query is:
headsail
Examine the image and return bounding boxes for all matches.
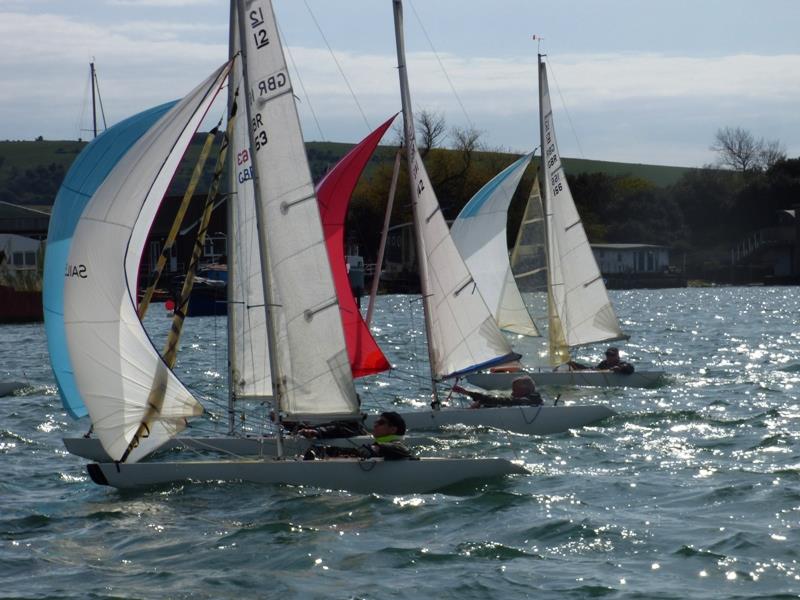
[44,102,177,419]
[64,64,231,462]
[227,0,271,403]
[316,115,395,378]
[392,0,519,380]
[236,0,358,420]
[538,56,627,362]
[451,153,539,337]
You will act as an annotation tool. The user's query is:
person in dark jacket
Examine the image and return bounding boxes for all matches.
[568,346,635,374]
[303,411,413,460]
[452,375,543,408]
[295,419,368,439]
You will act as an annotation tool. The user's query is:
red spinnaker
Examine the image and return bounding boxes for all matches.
[316,114,397,378]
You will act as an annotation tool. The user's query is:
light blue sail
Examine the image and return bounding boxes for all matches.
[457,152,533,219]
[44,101,177,419]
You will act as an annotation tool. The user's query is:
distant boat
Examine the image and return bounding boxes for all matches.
[170,263,227,317]
[0,233,44,323]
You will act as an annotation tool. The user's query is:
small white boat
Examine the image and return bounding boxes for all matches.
[364,404,615,435]
[450,50,664,390]
[466,369,666,390]
[87,457,528,494]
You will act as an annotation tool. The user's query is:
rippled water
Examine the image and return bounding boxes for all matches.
[2,287,799,599]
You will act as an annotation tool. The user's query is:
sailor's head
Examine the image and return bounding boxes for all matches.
[511,375,536,398]
[373,411,406,436]
[605,347,620,363]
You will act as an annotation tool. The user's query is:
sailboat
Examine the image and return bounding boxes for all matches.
[62,113,410,463]
[62,0,524,492]
[457,52,665,391]
[372,1,615,435]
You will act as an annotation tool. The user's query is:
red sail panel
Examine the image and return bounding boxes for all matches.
[316,114,396,378]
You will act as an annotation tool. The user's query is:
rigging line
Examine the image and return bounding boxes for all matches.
[545,60,586,159]
[301,0,371,133]
[93,71,107,131]
[278,22,326,141]
[407,0,473,129]
[77,67,91,138]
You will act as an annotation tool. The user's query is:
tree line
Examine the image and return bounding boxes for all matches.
[345,115,799,280]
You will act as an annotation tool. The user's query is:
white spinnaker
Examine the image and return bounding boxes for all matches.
[227,2,271,402]
[238,0,357,419]
[64,64,231,463]
[539,59,626,355]
[451,153,539,337]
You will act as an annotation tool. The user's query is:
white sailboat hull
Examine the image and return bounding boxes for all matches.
[466,369,666,390]
[86,457,528,494]
[364,404,615,435]
[63,434,433,462]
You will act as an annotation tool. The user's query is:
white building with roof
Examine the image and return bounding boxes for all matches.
[591,243,670,274]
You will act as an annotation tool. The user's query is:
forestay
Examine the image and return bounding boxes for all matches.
[63,64,231,462]
[451,153,539,337]
[539,58,626,362]
[237,0,358,419]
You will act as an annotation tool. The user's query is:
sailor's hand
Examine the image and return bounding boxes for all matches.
[298,428,318,438]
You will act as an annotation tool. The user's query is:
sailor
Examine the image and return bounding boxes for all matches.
[452,375,543,408]
[303,411,413,460]
[568,346,635,374]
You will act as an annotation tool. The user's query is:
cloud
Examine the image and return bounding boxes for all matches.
[109,0,216,6]
[1,6,798,165]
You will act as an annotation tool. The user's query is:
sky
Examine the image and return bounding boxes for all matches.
[1,0,799,167]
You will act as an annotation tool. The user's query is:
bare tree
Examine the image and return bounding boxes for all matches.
[711,127,761,173]
[416,109,446,158]
[450,125,482,167]
[758,138,787,171]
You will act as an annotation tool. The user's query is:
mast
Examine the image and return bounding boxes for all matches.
[365,148,401,327]
[537,52,556,364]
[235,0,284,455]
[90,62,98,139]
[391,0,439,405]
[225,0,238,436]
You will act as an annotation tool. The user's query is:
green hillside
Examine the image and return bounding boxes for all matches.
[0,136,693,206]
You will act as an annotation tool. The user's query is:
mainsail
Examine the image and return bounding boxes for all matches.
[538,55,627,363]
[63,64,231,462]
[44,102,177,419]
[451,153,539,337]
[316,116,395,378]
[392,0,518,381]
[236,0,358,420]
